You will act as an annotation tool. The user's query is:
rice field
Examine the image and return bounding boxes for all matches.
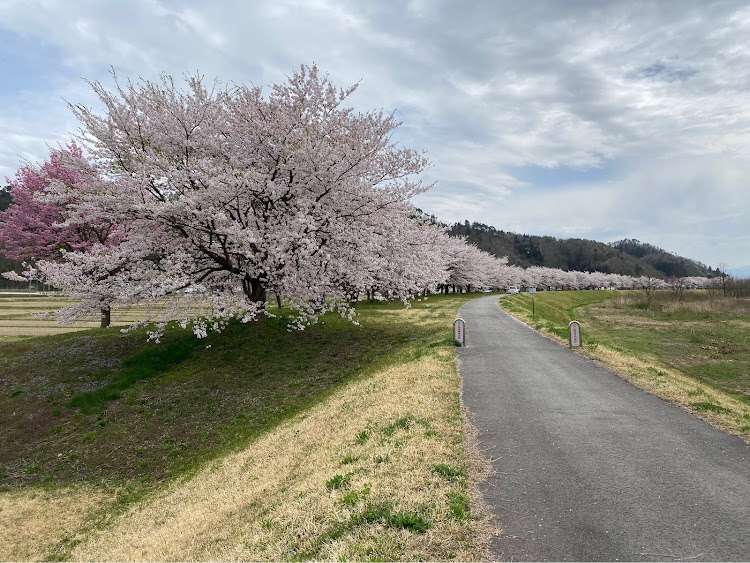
[0,292,160,341]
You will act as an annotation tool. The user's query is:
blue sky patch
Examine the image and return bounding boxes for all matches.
[509,164,613,189]
[0,29,68,96]
[629,61,698,82]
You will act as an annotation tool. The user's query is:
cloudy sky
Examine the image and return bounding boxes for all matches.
[1,0,749,269]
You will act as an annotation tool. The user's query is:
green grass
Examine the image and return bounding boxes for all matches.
[500,290,616,339]
[326,473,354,491]
[300,500,431,559]
[340,454,358,465]
[0,293,478,489]
[429,463,466,481]
[388,511,431,533]
[356,430,371,445]
[340,484,370,506]
[447,491,470,520]
[690,401,733,414]
[381,415,415,436]
[66,335,203,413]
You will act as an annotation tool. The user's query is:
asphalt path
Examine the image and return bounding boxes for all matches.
[458,295,750,561]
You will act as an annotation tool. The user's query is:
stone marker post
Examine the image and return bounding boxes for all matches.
[569,320,582,348]
[453,318,466,346]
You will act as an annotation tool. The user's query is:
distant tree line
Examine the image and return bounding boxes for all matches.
[449,221,717,280]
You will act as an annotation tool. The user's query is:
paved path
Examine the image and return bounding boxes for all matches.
[458,296,750,561]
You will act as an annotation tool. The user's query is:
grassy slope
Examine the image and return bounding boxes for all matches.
[0,294,493,561]
[500,290,750,440]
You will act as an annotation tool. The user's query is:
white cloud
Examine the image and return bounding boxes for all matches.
[1,0,749,267]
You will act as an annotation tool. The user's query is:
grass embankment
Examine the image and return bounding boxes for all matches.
[501,290,750,440]
[0,294,492,561]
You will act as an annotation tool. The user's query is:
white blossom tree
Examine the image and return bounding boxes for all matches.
[441,237,507,293]
[54,65,441,337]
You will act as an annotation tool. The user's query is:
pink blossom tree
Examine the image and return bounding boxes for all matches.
[0,143,124,326]
[0,143,106,260]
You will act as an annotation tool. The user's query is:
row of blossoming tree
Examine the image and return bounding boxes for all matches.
[0,66,713,339]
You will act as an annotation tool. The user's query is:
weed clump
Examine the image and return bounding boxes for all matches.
[355,501,431,533]
[430,463,465,481]
[325,472,353,491]
[389,511,431,533]
[355,430,370,445]
[381,415,414,436]
[448,491,470,520]
[690,402,732,414]
[340,484,371,506]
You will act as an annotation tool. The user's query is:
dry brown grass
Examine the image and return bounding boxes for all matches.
[66,345,491,561]
[602,292,750,316]
[661,299,750,315]
[0,486,113,561]
[581,311,750,333]
[458,399,497,561]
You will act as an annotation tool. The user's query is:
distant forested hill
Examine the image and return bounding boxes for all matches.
[608,238,716,278]
[448,221,717,279]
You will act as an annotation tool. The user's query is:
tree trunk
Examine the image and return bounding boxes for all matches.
[276,292,282,309]
[242,275,267,323]
[100,306,111,328]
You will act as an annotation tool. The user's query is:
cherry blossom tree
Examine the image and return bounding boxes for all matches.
[357,214,449,302]
[527,265,558,290]
[0,143,125,326]
[683,276,711,289]
[440,237,507,293]
[7,69,715,337]
[63,65,439,337]
[0,143,104,260]
[496,263,524,290]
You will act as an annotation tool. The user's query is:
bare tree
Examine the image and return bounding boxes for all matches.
[717,263,732,297]
[668,276,685,302]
